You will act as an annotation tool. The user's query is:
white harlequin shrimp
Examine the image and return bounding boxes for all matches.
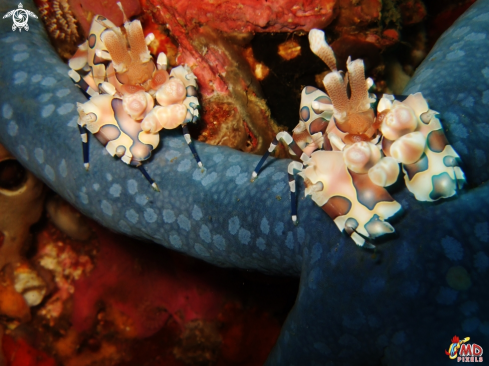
[251,29,465,247]
[252,29,401,247]
[68,3,202,190]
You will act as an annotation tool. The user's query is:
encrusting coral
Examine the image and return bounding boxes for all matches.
[0,0,488,364]
[135,0,338,154]
[34,0,82,59]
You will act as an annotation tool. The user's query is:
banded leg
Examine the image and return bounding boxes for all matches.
[251,131,311,181]
[137,165,160,192]
[288,161,303,224]
[182,124,203,168]
[77,125,90,170]
[342,219,377,249]
[68,70,98,98]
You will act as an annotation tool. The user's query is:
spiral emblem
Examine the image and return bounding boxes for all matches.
[3,3,38,32]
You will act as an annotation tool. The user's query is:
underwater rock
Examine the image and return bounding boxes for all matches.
[144,0,335,34]
[140,4,279,154]
[46,194,92,241]
[12,215,289,365]
[0,0,488,364]
[2,333,56,366]
[13,261,47,307]
[0,270,31,326]
[140,0,336,154]
[327,0,426,69]
[0,143,46,270]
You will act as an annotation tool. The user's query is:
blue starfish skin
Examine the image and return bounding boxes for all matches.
[0,0,488,364]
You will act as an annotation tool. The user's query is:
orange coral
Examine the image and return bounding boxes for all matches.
[35,0,82,59]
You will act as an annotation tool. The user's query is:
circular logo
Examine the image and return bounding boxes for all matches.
[3,3,38,32]
[12,8,29,31]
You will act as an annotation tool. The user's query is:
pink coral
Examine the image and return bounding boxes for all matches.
[137,0,336,154]
[145,0,335,34]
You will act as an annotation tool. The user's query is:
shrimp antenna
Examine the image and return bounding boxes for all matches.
[117,2,129,24]
[95,18,115,30]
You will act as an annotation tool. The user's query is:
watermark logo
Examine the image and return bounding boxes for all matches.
[3,3,38,32]
[445,335,484,362]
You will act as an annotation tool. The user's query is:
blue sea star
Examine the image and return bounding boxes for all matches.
[0,0,488,364]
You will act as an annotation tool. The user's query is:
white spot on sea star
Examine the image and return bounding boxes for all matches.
[260,217,269,235]
[101,200,113,216]
[177,159,191,172]
[17,145,28,160]
[2,35,18,43]
[79,192,88,204]
[465,32,486,41]
[59,159,67,177]
[41,105,55,118]
[45,165,55,181]
[41,77,56,86]
[56,89,71,98]
[170,234,182,248]
[31,74,42,83]
[163,209,175,223]
[57,103,74,115]
[34,148,44,164]
[127,179,138,194]
[13,44,27,51]
[226,165,241,177]
[109,184,122,198]
[125,209,138,223]
[2,104,13,119]
[66,116,78,128]
[7,121,18,136]
[144,208,157,223]
[192,205,203,220]
[38,93,53,103]
[202,172,217,186]
[165,150,180,161]
[13,71,27,84]
[177,215,190,231]
[446,50,465,60]
[213,235,225,250]
[228,216,240,235]
[13,53,28,62]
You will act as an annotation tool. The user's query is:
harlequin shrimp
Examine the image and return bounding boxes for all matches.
[251,29,465,247]
[251,29,400,247]
[376,93,465,201]
[68,4,202,191]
